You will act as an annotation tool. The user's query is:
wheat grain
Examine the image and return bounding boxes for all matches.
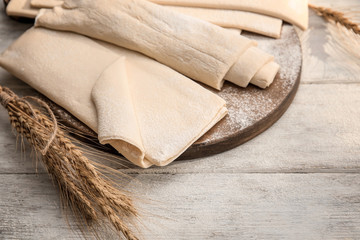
[309,4,360,35]
[0,85,139,240]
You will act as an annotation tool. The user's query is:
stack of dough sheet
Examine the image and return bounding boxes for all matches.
[28,0,283,38]
[7,0,284,38]
[0,27,228,168]
[8,0,310,37]
[35,0,280,90]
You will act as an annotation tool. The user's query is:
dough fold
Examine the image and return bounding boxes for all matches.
[91,57,146,164]
[224,47,274,88]
[251,62,280,89]
[0,27,228,168]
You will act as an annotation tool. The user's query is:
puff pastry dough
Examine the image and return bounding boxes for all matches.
[0,27,227,168]
[35,0,279,90]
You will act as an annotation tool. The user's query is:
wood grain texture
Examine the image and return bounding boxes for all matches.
[0,0,360,239]
[1,173,360,239]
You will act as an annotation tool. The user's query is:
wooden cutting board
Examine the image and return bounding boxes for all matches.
[181,24,302,159]
[42,24,302,160]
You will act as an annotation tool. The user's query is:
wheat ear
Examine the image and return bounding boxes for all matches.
[0,85,139,240]
[309,4,360,35]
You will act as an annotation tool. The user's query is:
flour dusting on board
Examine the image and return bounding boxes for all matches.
[196,25,302,144]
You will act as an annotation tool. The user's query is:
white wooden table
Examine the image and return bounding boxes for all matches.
[1,1,359,239]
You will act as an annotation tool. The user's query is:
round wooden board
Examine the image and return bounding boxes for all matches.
[180,24,302,159]
[44,24,302,160]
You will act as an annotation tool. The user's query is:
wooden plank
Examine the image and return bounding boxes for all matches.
[0,1,359,240]
[0,5,31,53]
[0,173,95,239]
[1,84,359,174]
[0,0,359,174]
[1,173,359,239]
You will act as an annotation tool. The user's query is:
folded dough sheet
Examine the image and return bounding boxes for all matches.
[0,27,228,168]
[35,0,279,90]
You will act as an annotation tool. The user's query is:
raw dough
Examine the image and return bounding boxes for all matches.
[0,27,227,168]
[12,0,245,37]
[225,28,242,35]
[6,0,38,18]
[150,0,309,30]
[30,0,61,8]
[251,62,280,89]
[35,0,254,90]
[35,0,279,90]
[224,47,274,88]
[165,6,283,38]
[29,0,281,38]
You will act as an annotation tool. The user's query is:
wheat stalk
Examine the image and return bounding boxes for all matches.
[309,4,360,35]
[0,85,139,240]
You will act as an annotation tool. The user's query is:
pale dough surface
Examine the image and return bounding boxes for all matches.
[225,28,242,34]
[35,0,279,90]
[7,0,280,89]
[30,0,61,8]
[29,0,281,38]
[251,62,280,89]
[224,47,274,88]
[151,0,309,30]
[165,6,283,39]
[0,27,227,168]
[35,0,254,90]
[6,0,38,18]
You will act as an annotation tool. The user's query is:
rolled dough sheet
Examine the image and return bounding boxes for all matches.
[35,0,279,90]
[251,62,280,89]
[29,0,281,38]
[17,0,246,37]
[0,27,227,168]
[35,0,255,90]
[224,47,274,88]
[150,0,309,30]
[165,6,282,39]
[13,0,278,89]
